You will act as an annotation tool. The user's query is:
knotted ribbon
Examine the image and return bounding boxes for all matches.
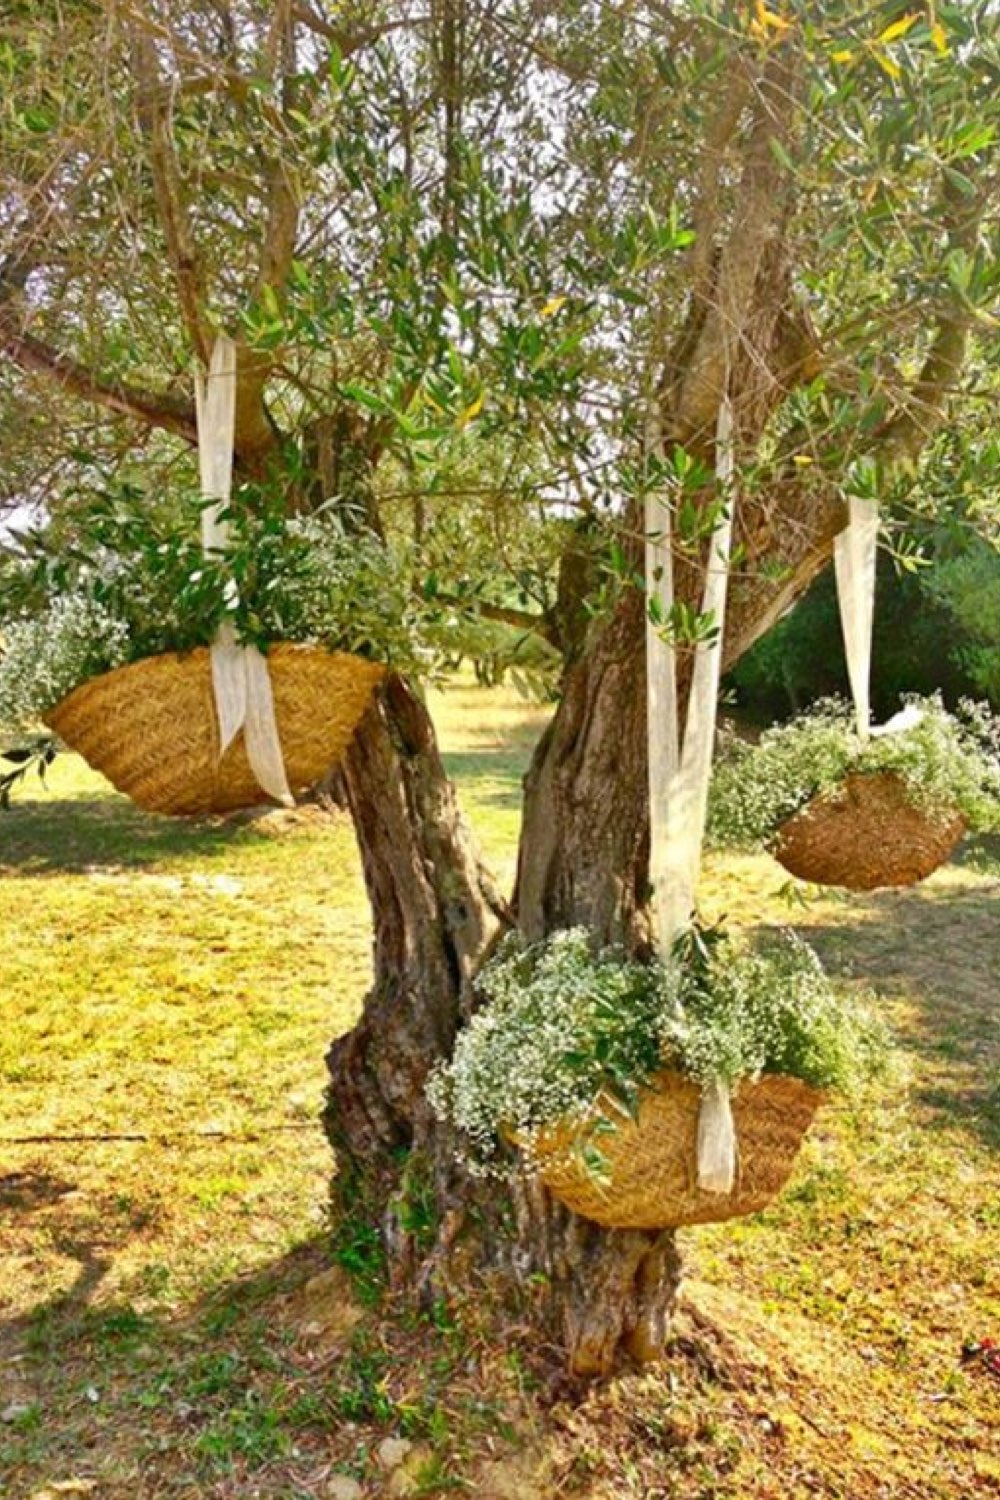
[835,493,926,751]
[646,396,738,1193]
[834,494,879,743]
[195,336,293,807]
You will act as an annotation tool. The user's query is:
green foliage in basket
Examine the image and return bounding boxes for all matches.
[707,696,1000,851]
[0,487,414,732]
[426,924,888,1177]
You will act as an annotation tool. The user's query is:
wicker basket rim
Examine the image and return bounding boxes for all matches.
[43,640,384,722]
[783,767,961,822]
[511,1067,827,1145]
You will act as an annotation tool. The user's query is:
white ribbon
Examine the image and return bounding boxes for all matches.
[871,702,924,738]
[195,336,293,807]
[645,397,738,1193]
[834,494,879,744]
[695,1076,738,1194]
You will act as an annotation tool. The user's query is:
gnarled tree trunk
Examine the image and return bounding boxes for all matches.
[326,607,688,1377]
[325,673,506,1171]
[323,471,848,1380]
[323,154,846,1380]
[325,585,684,1376]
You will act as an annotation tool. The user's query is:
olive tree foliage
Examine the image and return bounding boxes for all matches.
[2,5,998,598]
[0,0,569,643]
[3,1,1000,1373]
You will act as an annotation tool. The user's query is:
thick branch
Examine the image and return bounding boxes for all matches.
[255,1,302,301]
[218,1,303,458]
[0,320,197,443]
[291,5,432,57]
[880,176,988,463]
[661,52,804,450]
[684,65,753,311]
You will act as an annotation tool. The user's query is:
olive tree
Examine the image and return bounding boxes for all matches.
[2,0,999,1373]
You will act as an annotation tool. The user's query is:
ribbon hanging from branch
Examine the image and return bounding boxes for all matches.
[645,396,737,1194]
[834,494,879,744]
[834,495,925,745]
[195,336,293,808]
[646,397,735,943]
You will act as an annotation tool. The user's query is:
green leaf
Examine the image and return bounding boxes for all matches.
[339,383,389,413]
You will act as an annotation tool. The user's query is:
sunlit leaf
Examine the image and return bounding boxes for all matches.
[753,1,793,35]
[873,50,903,80]
[878,14,917,44]
[457,391,486,428]
[930,20,949,54]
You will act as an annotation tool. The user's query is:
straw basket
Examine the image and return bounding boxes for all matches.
[44,644,384,816]
[526,1070,822,1231]
[771,771,965,892]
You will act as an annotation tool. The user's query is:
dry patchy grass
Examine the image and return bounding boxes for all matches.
[1,682,999,1499]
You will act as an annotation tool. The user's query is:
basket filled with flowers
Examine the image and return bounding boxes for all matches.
[0,336,415,816]
[0,498,402,816]
[707,698,1000,890]
[427,924,887,1231]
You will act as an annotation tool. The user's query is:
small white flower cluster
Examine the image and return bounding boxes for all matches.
[427,925,886,1178]
[862,698,1000,829]
[708,695,1000,848]
[0,594,130,733]
[426,929,673,1177]
[0,512,416,730]
[660,930,884,1091]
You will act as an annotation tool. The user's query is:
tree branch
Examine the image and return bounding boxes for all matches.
[432,592,558,645]
[130,28,212,365]
[291,4,433,57]
[660,51,804,450]
[879,174,990,464]
[684,65,753,313]
[255,0,302,301]
[0,320,197,443]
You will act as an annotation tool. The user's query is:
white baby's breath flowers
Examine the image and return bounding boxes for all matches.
[707,695,1000,848]
[427,925,888,1179]
[426,929,672,1177]
[0,510,415,731]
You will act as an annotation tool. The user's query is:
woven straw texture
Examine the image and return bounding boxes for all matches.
[771,771,965,891]
[45,644,384,816]
[529,1071,822,1231]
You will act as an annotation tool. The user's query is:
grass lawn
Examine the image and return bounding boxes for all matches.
[1,680,998,1498]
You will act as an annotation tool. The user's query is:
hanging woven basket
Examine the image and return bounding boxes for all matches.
[525,1070,822,1231]
[770,771,965,892]
[44,644,384,817]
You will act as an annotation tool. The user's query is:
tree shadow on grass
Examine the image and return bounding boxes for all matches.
[0,1170,78,1213]
[0,1210,335,1497]
[0,1151,334,1486]
[0,796,268,876]
[795,867,1000,1155]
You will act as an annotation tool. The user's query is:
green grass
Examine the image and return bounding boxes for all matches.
[2,679,999,1498]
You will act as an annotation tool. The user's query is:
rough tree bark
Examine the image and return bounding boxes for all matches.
[325,673,507,1175]
[324,452,845,1379]
[325,597,692,1377]
[323,463,844,1375]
